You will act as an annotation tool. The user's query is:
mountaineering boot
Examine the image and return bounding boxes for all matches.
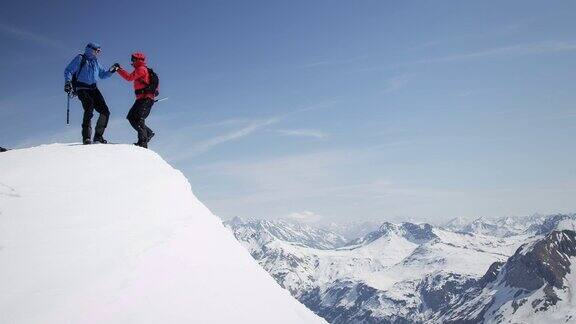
[93,136,108,144]
[134,141,148,149]
[83,138,92,145]
[147,131,155,142]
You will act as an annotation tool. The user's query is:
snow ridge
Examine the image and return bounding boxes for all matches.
[0,144,325,324]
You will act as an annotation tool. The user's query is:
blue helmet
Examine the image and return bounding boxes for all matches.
[84,42,102,58]
[85,42,101,51]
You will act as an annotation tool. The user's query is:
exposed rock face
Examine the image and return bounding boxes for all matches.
[419,273,476,315]
[505,230,576,291]
[401,223,437,244]
[439,230,576,323]
[300,281,385,324]
[478,261,504,287]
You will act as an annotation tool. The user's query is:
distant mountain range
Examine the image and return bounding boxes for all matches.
[224,214,576,323]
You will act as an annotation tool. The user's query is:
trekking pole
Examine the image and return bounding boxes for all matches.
[154,97,169,103]
[66,93,71,126]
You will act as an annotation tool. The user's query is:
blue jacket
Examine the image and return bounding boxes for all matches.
[64,44,113,86]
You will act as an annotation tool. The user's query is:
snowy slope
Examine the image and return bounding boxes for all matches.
[0,144,325,324]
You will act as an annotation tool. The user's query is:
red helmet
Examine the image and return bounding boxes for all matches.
[131,52,146,62]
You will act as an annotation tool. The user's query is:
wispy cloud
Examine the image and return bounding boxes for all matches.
[192,117,280,154]
[160,100,338,162]
[411,41,576,65]
[408,23,527,52]
[0,21,70,52]
[195,150,349,195]
[193,148,472,222]
[275,128,328,139]
[300,55,369,69]
[284,211,324,223]
[382,75,410,94]
[294,100,340,114]
[167,117,282,162]
[359,40,576,73]
[456,89,485,98]
[192,118,254,129]
[201,150,576,222]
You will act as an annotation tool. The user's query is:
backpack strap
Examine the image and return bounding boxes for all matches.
[75,54,87,79]
[72,54,88,88]
[137,67,151,85]
[71,54,97,90]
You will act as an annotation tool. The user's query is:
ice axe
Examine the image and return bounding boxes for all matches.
[66,90,78,126]
[66,92,72,126]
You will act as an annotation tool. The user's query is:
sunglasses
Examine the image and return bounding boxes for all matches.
[89,45,101,53]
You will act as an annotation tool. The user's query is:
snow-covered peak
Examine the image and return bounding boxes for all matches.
[554,218,576,232]
[527,214,576,235]
[318,220,382,241]
[0,144,325,324]
[442,216,472,232]
[441,214,562,237]
[462,217,515,237]
[224,217,347,250]
[346,221,437,247]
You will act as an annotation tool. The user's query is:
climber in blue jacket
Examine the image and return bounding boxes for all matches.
[64,42,118,144]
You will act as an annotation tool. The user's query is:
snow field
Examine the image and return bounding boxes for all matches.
[0,144,325,324]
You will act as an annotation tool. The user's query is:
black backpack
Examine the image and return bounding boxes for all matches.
[135,68,160,96]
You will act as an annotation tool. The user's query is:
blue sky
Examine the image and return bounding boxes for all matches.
[1,0,576,224]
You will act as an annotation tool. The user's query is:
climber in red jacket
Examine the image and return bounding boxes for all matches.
[114,52,159,148]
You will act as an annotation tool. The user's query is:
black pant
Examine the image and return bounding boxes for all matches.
[76,88,110,140]
[127,98,154,144]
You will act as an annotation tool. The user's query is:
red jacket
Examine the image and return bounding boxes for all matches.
[118,58,156,100]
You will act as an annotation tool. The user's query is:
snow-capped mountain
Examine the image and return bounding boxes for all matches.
[442,214,554,237]
[225,214,576,323]
[226,217,347,250]
[0,144,325,324]
[438,229,576,323]
[344,222,438,247]
[318,220,383,241]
